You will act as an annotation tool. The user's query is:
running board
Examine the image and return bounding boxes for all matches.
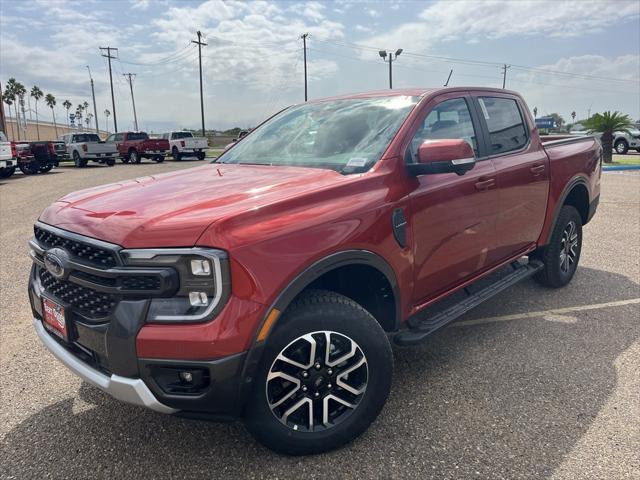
[394,260,544,346]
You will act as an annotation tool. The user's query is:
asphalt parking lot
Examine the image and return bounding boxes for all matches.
[1,162,638,479]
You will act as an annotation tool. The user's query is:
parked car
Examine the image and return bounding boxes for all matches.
[613,128,640,154]
[0,131,17,179]
[223,130,249,151]
[106,131,169,164]
[29,87,601,455]
[162,131,208,161]
[60,132,117,167]
[18,141,64,174]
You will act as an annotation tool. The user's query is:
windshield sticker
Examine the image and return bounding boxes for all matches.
[478,99,490,120]
[346,157,368,167]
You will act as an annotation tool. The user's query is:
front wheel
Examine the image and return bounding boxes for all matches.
[19,162,39,175]
[532,205,582,288]
[73,151,87,168]
[245,290,393,455]
[39,164,53,173]
[172,147,181,161]
[153,155,164,163]
[614,139,629,155]
[197,151,206,160]
[129,149,141,164]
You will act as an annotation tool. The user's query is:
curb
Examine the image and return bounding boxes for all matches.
[603,165,640,171]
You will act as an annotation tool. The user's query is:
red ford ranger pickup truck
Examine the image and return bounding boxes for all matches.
[105,131,169,164]
[29,88,601,455]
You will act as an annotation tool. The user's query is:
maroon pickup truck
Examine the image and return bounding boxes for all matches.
[106,131,169,164]
[29,87,601,455]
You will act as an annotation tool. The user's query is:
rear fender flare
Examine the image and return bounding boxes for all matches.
[542,176,590,246]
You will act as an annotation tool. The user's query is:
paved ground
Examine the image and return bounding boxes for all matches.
[1,162,638,479]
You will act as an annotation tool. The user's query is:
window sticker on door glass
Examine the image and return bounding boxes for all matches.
[478,98,490,120]
[346,157,367,167]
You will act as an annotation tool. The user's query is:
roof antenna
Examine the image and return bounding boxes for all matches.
[444,69,453,87]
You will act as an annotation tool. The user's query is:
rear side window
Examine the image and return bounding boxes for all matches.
[477,97,528,155]
[172,132,193,139]
[128,132,149,140]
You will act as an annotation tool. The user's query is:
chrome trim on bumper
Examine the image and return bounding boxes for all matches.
[33,318,178,414]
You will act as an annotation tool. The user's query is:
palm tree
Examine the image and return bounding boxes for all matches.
[13,81,27,140]
[2,91,15,140]
[583,111,635,163]
[45,93,58,138]
[5,79,19,139]
[76,104,84,131]
[104,109,111,133]
[30,86,43,140]
[62,100,72,128]
[85,112,93,130]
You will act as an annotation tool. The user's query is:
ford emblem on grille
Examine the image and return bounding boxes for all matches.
[44,248,70,280]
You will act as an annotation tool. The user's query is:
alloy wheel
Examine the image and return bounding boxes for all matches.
[266,330,368,432]
[559,220,579,274]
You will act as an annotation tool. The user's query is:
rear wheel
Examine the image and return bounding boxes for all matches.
[106,158,115,166]
[129,149,141,164]
[153,155,164,163]
[73,151,87,168]
[0,167,15,178]
[39,164,53,173]
[245,290,393,455]
[197,151,206,160]
[532,205,582,288]
[614,139,629,155]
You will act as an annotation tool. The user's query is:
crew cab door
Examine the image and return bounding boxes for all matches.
[407,94,499,304]
[471,93,549,259]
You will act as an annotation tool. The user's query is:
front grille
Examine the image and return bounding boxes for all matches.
[35,226,117,268]
[120,276,161,291]
[40,269,116,318]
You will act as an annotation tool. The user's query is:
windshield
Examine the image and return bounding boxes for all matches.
[217,95,419,173]
[129,132,149,140]
[173,132,193,139]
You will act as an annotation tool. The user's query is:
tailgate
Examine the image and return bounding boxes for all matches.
[144,140,168,151]
[87,143,117,154]
[0,142,11,161]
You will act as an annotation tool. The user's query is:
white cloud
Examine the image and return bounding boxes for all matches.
[131,0,150,10]
[362,0,640,50]
[366,8,380,18]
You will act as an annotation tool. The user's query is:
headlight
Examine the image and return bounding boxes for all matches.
[120,248,230,323]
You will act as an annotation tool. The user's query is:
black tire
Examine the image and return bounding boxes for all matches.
[532,205,582,288]
[153,155,164,163]
[73,151,87,168]
[19,162,39,175]
[39,164,53,173]
[172,147,181,161]
[106,158,115,167]
[197,151,206,160]
[245,289,393,455]
[0,167,15,178]
[636,148,640,153]
[129,149,141,164]
[121,156,130,164]
[614,139,629,155]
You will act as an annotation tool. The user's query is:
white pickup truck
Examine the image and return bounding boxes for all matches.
[60,132,117,167]
[613,127,640,154]
[162,131,208,160]
[0,131,17,179]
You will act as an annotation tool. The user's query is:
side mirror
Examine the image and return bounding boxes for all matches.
[407,139,476,176]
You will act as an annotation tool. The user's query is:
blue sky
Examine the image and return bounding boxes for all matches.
[1,0,638,132]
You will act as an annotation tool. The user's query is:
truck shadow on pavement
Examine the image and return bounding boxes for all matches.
[2,267,639,479]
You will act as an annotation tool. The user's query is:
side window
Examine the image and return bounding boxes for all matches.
[106,134,115,142]
[477,97,528,155]
[410,98,478,161]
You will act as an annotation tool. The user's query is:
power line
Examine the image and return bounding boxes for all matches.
[117,43,194,66]
[99,46,118,132]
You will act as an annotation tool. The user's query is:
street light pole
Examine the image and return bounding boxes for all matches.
[379,49,403,89]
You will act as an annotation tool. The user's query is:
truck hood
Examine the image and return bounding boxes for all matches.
[39,164,350,247]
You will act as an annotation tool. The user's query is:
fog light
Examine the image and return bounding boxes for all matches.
[189,291,208,306]
[179,371,193,383]
[190,259,211,276]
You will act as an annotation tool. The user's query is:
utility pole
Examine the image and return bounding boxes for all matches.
[301,33,309,101]
[0,82,6,135]
[123,73,139,131]
[501,64,510,89]
[191,31,207,136]
[379,49,403,89]
[444,69,453,87]
[100,46,118,132]
[86,66,99,133]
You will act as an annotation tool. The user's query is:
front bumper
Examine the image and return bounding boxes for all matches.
[33,317,177,414]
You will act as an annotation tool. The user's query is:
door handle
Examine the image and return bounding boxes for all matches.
[530,165,546,175]
[475,178,496,190]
